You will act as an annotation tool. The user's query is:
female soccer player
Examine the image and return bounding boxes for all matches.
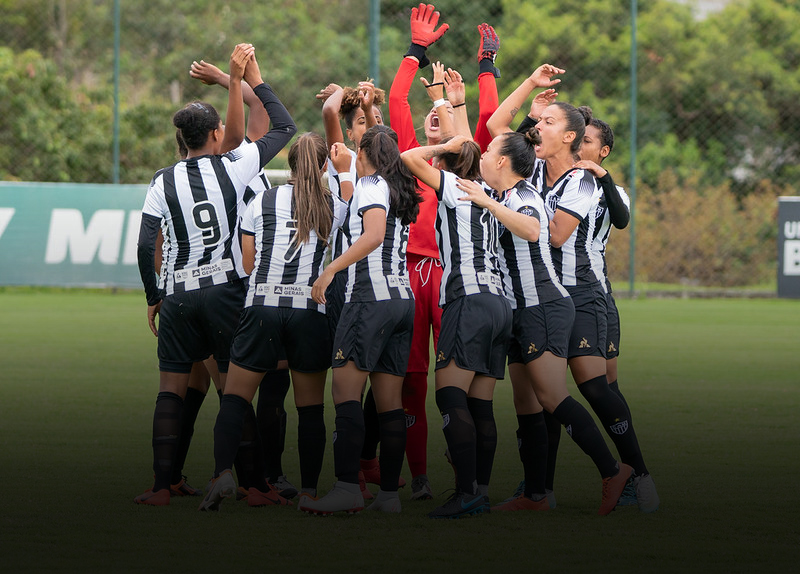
[199,132,347,511]
[456,127,633,515]
[301,125,421,515]
[574,118,659,512]
[489,73,653,512]
[400,135,511,519]
[134,43,296,506]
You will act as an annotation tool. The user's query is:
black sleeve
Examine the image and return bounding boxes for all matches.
[516,114,537,134]
[137,213,163,306]
[252,83,298,167]
[597,171,630,229]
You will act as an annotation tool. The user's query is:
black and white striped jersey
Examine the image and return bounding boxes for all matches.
[497,179,568,309]
[243,169,272,207]
[591,184,630,293]
[240,184,348,313]
[530,158,602,287]
[435,170,503,306]
[143,139,266,295]
[326,147,357,259]
[342,174,414,303]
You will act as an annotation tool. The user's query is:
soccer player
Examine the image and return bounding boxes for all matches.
[401,135,511,519]
[456,126,634,515]
[134,44,296,506]
[574,118,660,512]
[300,125,421,515]
[199,132,347,511]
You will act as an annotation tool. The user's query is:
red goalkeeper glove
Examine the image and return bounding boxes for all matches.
[477,23,501,78]
[405,3,449,68]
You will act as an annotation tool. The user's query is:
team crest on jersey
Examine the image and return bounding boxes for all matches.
[608,342,617,353]
[441,413,450,429]
[579,338,591,349]
[405,414,416,428]
[610,420,629,435]
[528,343,538,355]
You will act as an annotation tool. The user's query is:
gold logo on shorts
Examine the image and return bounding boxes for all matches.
[608,342,617,353]
[579,338,591,349]
[335,349,344,360]
[437,350,445,362]
[527,343,538,354]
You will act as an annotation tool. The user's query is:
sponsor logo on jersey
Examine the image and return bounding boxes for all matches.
[610,420,629,435]
[579,337,591,349]
[255,283,312,298]
[477,271,502,288]
[387,274,411,289]
[174,259,233,282]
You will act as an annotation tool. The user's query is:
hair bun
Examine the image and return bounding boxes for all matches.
[577,105,593,126]
[524,127,542,147]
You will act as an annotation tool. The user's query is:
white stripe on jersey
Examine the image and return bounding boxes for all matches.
[143,140,262,295]
[241,184,347,312]
[497,180,568,309]
[342,174,413,303]
[435,170,504,306]
[591,184,631,292]
[530,158,602,287]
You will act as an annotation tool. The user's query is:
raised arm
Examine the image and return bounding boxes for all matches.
[421,61,455,140]
[400,135,469,191]
[455,179,541,243]
[317,83,346,149]
[444,67,472,139]
[474,23,500,152]
[220,43,253,153]
[486,64,565,138]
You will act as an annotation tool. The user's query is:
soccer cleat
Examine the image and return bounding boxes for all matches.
[358,470,374,500]
[491,494,550,512]
[198,470,236,512]
[296,492,318,511]
[360,458,406,488]
[634,473,660,513]
[246,486,293,507]
[236,486,249,501]
[410,474,434,501]
[545,488,557,510]
[616,477,638,507]
[598,463,634,516]
[366,490,402,513]
[134,488,170,506]
[299,481,364,516]
[170,476,202,497]
[428,491,486,519]
[501,479,526,504]
[269,475,298,500]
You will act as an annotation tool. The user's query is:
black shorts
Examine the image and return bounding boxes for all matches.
[606,291,620,359]
[507,297,575,364]
[332,299,415,376]
[565,283,608,359]
[230,306,331,373]
[435,292,512,379]
[325,269,348,341]
[157,280,246,374]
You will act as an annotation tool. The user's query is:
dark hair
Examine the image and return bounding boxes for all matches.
[175,130,188,159]
[172,101,220,151]
[589,117,614,153]
[437,138,482,181]
[287,132,333,246]
[498,128,542,179]
[359,125,421,226]
[340,86,385,128]
[550,102,592,155]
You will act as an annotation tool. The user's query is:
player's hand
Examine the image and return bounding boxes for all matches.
[476,23,499,62]
[444,67,465,106]
[147,301,162,337]
[410,3,449,48]
[358,81,376,111]
[530,88,558,120]
[316,83,342,103]
[189,60,224,85]
[330,142,352,174]
[528,64,565,89]
[229,43,253,82]
[442,134,469,153]
[456,178,491,208]
[420,61,446,101]
[242,47,264,88]
[312,269,334,304]
[573,159,607,179]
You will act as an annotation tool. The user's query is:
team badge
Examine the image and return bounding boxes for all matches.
[610,420,629,435]
[405,414,416,428]
[441,413,450,429]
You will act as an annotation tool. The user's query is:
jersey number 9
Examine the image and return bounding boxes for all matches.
[192,202,221,246]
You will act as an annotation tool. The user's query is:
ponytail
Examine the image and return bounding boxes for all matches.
[287,132,332,246]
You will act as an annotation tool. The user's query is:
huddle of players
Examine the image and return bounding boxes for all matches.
[134,3,659,518]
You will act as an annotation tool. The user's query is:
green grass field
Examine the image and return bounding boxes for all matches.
[1,290,798,573]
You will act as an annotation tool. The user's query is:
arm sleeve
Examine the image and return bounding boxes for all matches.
[597,172,630,229]
[516,114,537,134]
[389,58,422,153]
[252,83,297,167]
[137,213,163,305]
[474,71,499,153]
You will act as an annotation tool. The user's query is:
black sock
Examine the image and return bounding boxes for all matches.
[257,368,290,481]
[579,375,647,475]
[213,394,248,479]
[361,387,379,461]
[171,387,206,484]
[377,409,406,492]
[435,387,476,495]
[552,396,618,478]
[297,404,326,492]
[333,400,364,484]
[468,397,496,489]
[608,380,632,421]
[517,412,548,498]
[543,409,561,491]
[239,403,269,491]
[152,391,183,491]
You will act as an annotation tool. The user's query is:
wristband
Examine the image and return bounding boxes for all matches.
[338,172,354,184]
[404,43,430,68]
[432,98,446,108]
[452,102,466,108]
[479,58,501,78]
